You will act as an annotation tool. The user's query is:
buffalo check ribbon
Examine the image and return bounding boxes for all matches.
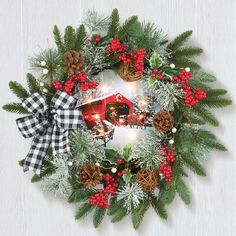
[16,91,83,175]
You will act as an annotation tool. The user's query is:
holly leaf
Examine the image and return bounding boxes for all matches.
[105,149,121,164]
[122,169,132,184]
[148,77,157,85]
[123,144,132,161]
[160,67,180,76]
[149,53,163,68]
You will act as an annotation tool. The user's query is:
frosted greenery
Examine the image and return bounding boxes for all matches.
[117,183,145,212]
[40,156,71,199]
[142,80,184,111]
[69,130,105,167]
[130,130,165,169]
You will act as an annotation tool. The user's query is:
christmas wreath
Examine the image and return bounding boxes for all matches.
[3,9,232,229]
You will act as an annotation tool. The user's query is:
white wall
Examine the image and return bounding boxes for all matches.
[0,0,235,235]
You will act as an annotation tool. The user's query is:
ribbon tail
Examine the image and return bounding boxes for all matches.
[51,126,70,155]
[23,126,53,175]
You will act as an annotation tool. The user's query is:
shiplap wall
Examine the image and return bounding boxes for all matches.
[0,0,235,235]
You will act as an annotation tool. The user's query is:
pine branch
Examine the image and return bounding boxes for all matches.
[64,26,75,51]
[75,24,86,51]
[206,89,227,97]
[75,203,95,220]
[68,188,95,203]
[131,200,150,229]
[200,97,232,108]
[26,73,40,94]
[159,184,176,205]
[173,47,203,58]
[107,8,119,37]
[117,16,138,40]
[193,71,216,83]
[9,81,29,99]
[167,30,192,51]
[175,178,191,205]
[93,207,106,228]
[150,194,168,220]
[110,207,127,223]
[191,105,219,126]
[2,103,29,114]
[171,57,200,70]
[181,155,206,176]
[108,199,123,216]
[53,25,65,54]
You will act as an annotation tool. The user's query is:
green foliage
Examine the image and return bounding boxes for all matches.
[68,186,95,203]
[26,73,40,94]
[53,25,65,54]
[132,22,167,52]
[83,9,109,32]
[191,105,219,126]
[2,103,29,114]
[111,207,127,223]
[93,207,106,228]
[172,47,203,58]
[75,24,86,51]
[117,16,138,40]
[159,183,176,205]
[167,31,202,70]
[150,194,168,219]
[206,89,227,97]
[167,30,193,51]
[64,26,75,51]
[9,81,29,99]
[75,203,95,220]
[200,97,232,108]
[175,177,191,205]
[131,200,150,229]
[105,149,120,164]
[108,8,119,37]
[122,169,132,184]
[123,144,132,161]
[181,154,206,176]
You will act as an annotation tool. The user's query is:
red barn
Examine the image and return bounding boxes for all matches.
[79,93,133,128]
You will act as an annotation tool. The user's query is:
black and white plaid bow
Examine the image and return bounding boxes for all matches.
[16,91,83,175]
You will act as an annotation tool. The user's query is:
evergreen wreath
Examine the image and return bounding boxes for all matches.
[3,9,232,229]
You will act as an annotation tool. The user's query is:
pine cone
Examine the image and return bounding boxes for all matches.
[76,163,102,188]
[136,168,159,192]
[118,62,141,82]
[153,111,174,133]
[64,50,85,77]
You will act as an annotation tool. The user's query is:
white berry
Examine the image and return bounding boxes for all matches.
[95,162,100,167]
[169,139,174,145]
[39,82,44,87]
[185,67,191,72]
[40,61,46,66]
[43,88,48,93]
[43,68,49,75]
[171,127,177,133]
[111,167,117,173]
[170,63,175,69]
[67,161,73,166]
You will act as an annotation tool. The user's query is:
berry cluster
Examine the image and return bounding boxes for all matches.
[118,49,146,75]
[95,35,102,43]
[159,161,173,182]
[172,70,192,83]
[159,147,176,182]
[107,38,127,53]
[89,174,118,209]
[150,68,163,80]
[182,85,207,107]
[53,80,75,95]
[53,72,98,95]
[89,190,109,208]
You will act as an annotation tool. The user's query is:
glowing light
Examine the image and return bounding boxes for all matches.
[94,114,100,119]
[101,85,110,93]
[128,132,138,141]
[109,106,115,110]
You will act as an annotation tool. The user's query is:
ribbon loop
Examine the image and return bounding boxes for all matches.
[16,91,83,174]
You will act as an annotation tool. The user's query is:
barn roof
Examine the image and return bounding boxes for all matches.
[77,92,132,107]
